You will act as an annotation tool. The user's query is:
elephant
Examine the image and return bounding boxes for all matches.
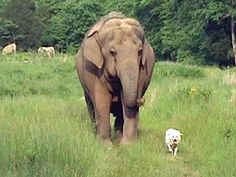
[76,12,155,144]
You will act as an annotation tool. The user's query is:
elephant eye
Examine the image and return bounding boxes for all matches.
[110,49,117,56]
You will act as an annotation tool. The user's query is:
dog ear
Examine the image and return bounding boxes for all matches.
[177,130,183,135]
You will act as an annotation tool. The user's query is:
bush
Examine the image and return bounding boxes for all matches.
[177,50,204,65]
[0,53,80,98]
[155,62,205,79]
[173,85,213,103]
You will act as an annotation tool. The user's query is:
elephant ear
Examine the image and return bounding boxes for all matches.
[83,35,104,69]
[141,39,154,66]
[87,21,104,38]
[137,39,155,99]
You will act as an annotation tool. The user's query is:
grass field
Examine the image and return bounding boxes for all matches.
[0,53,235,177]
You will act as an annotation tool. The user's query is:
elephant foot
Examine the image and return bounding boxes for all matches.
[120,138,134,145]
[100,138,113,147]
[114,129,123,141]
[120,134,137,145]
[137,97,145,106]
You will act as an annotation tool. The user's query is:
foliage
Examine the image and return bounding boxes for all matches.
[0,0,48,49]
[42,0,102,53]
[155,62,205,79]
[0,54,236,176]
[0,17,18,45]
[174,85,213,103]
[0,0,236,65]
[0,53,79,98]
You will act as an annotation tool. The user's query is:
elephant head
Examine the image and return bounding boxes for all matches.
[82,17,153,109]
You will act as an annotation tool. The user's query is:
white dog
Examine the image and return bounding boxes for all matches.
[165,128,182,155]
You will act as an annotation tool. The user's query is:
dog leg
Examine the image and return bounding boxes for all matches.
[167,144,172,152]
[173,147,177,155]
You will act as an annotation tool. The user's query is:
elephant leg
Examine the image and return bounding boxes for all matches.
[114,114,124,138]
[121,105,139,144]
[84,91,95,119]
[84,91,96,132]
[112,101,124,140]
[84,91,95,121]
[93,85,112,144]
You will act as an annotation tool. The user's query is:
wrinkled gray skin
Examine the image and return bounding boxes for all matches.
[76,14,155,144]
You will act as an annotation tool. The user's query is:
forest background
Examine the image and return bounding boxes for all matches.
[0,0,236,66]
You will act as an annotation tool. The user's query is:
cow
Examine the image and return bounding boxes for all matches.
[2,43,16,55]
[38,47,55,58]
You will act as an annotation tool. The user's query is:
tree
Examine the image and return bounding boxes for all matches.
[192,0,236,65]
[42,0,102,53]
[1,0,235,66]
[2,0,49,50]
[0,18,19,46]
[227,1,236,65]
[141,0,236,65]
[135,0,162,60]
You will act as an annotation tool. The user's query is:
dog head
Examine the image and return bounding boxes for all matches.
[166,128,183,145]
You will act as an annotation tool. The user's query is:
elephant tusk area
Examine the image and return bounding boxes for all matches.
[136,97,145,106]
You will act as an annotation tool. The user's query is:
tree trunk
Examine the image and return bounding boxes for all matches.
[231,15,236,65]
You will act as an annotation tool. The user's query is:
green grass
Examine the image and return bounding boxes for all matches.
[0,53,235,177]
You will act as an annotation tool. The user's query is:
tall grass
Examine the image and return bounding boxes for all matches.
[0,54,235,177]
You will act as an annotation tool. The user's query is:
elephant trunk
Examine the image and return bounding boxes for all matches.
[120,66,139,108]
[119,64,140,144]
